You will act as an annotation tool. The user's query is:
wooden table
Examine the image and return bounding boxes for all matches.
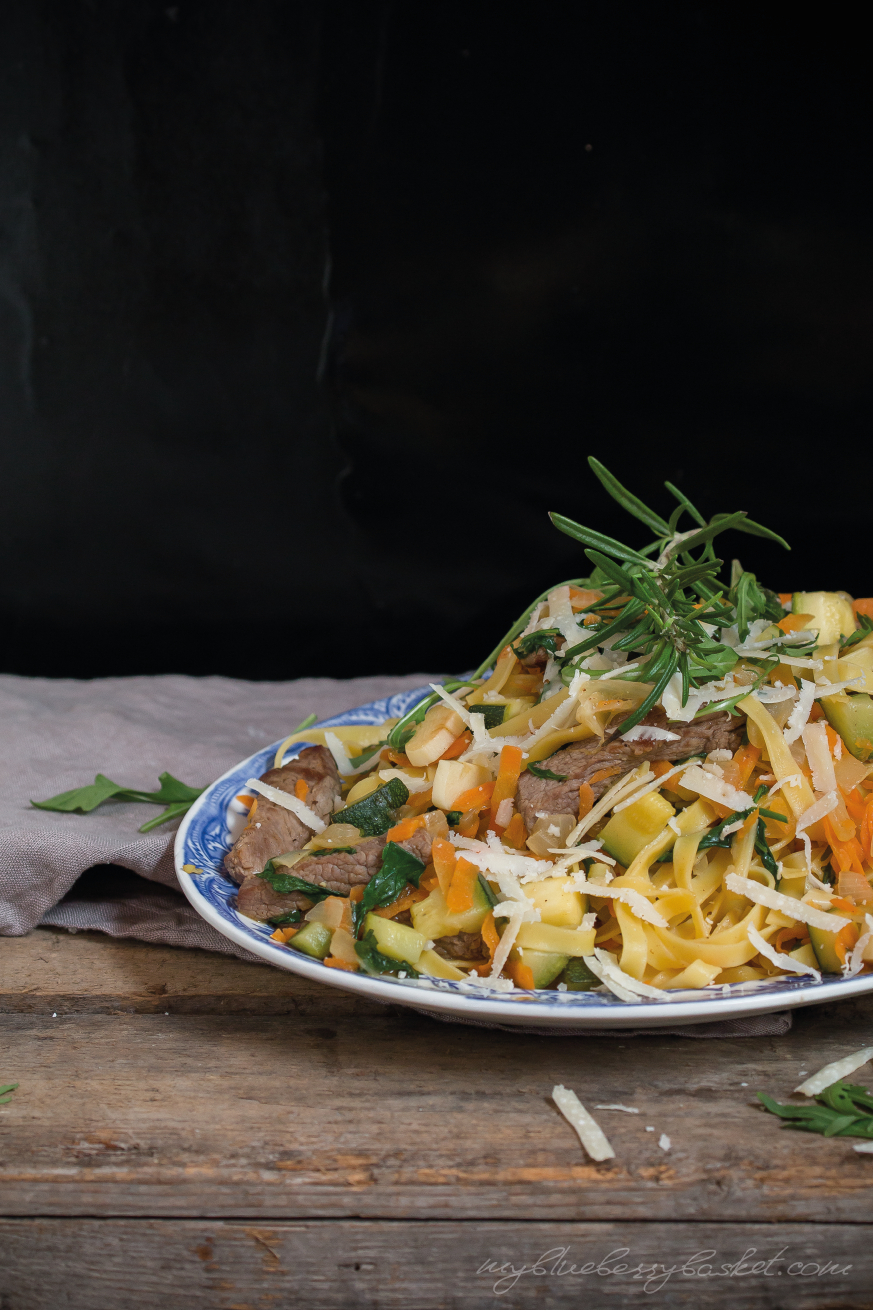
[1,927,872,1309]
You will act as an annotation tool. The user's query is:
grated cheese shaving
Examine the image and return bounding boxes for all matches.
[844,914,873,979]
[494,798,514,828]
[679,764,754,813]
[783,679,817,743]
[552,1085,615,1161]
[724,873,850,931]
[658,1134,671,1152]
[584,948,670,1000]
[801,722,836,795]
[621,724,681,743]
[489,900,529,980]
[595,1104,640,1113]
[378,767,432,795]
[245,778,326,833]
[563,875,668,926]
[548,585,585,651]
[611,760,696,814]
[747,923,821,981]
[796,790,839,833]
[795,1047,873,1097]
[324,731,379,778]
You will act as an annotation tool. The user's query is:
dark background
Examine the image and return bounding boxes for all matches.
[2,2,871,682]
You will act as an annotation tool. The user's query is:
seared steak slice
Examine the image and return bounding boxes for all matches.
[516,708,743,829]
[236,825,436,922]
[224,745,340,885]
[434,931,486,960]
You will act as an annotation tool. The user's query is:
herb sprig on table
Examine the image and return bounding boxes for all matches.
[0,1083,19,1104]
[759,1081,873,1139]
[32,772,205,832]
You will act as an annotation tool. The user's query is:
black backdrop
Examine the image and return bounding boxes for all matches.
[2,3,871,681]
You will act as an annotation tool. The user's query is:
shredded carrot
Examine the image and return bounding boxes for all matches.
[481,911,499,959]
[809,702,825,722]
[588,766,621,785]
[385,813,428,843]
[823,817,867,875]
[862,798,873,862]
[774,927,810,953]
[419,869,439,892]
[270,926,299,943]
[853,598,873,620]
[489,744,524,833]
[835,922,861,965]
[235,794,255,810]
[568,586,604,611]
[324,956,357,971]
[733,743,761,786]
[446,858,479,913]
[457,810,481,838]
[778,613,813,633]
[650,760,673,779]
[349,885,365,904]
[502,812,528,849]
[245,799,259,823]
[506,957,536,990]
[824,724,842,755]
[438,729,473,761]
[843,786,868,824]
[431,838,457,897]
[777,592,793,606]
[380,747,411,767]
[574,781,594,822]
[373,888,427,919]
[294,779,309,801]
[452,781,495,813]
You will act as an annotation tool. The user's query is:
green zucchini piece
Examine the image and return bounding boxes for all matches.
[793,591,856,647]
[470,704,505,728]
[331,778,410,836]
[599,791,676,866]
[288,920,333,959]
[519,948,569,989]
[411,879,492,939]
[560,957,601,991]
[820,692,873,762]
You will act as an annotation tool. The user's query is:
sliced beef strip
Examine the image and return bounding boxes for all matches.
[434,931,486,960]
[237,825,436,923]
[224,745,341,885]
[516,707,743,829]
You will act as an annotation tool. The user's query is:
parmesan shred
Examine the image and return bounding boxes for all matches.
[584,949,670,1001]
[724,873,851,932]
[679,764,754,813]
[746,923,821,982]
[795,1047,873,1097]
[552,1085,615,1161]
[658,1134,671,1152]
[245,778,326,833]
[563,877,668,928]
[594,1104,640,1113]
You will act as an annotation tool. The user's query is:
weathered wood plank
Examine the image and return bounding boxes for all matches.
[0,1219,867,1309]
[0,928,384,1016]
[3,998,873,1222]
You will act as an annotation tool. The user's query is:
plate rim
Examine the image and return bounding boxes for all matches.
[174,689,873,1029]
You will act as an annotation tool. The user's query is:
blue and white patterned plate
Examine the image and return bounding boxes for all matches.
[175,685,873,1029]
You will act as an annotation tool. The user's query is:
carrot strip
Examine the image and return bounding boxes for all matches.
[577,782,594,821]
[853,598,873,620]
[235,794,255,810]
[431,839,457,897]
[349,885,365,904]
[650,761,673,779]
[489,745,524,833]
[294,779,309,801]
[438,730,473,761]
[588,766,622,785]
[843,786,868,825]
[835,922,861,965]
[778,613,813,633]
[385,814,428,843]
[774,927,810,953]
[506,957,535,990]
[481,911,499,959]
[733,743,761,786]
[446,858,479,913]
[452,782,495,813]
[373,888,427,919]
[457,810,481,838]
[502,812,528,849]
[777,592,793,606]
[270,926,299,943]
[324,956,357,971]
[862,799,873,862]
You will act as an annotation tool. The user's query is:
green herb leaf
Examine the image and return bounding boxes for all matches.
[31,771,204,829]
[470,704,506,728]
[353,842,425,934]
[698,808,754,851]
[0,1082,19,1103]
[333,778,410,836]
[758,1080,873,1139]
[445,810,462,826]
[512,629,562,660]
[526,762,568,781]
[355,929,420,979]
[549,513,653,566]
[587,457,672,536]
[258,860,344,902]
[347,740,388,769]
[477,873,499,908]
[267,910,303,926]
[842,615,873,650]
[754,818,780,877]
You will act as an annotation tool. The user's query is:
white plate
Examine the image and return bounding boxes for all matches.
[175,684,873,1029]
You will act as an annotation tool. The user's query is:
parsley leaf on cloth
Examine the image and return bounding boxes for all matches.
[31,772,204,833]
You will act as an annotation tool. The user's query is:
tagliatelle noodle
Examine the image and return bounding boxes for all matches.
[552,1086,615,1161]
[738,694,816,820]
[724,873,850,931]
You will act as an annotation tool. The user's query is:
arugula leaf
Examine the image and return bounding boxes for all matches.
[758,1080,873,1139]
[258,859,344,902]
[347,740,388,769]
[477,873,499,908]
[842,614,873,650]
[0,1082,19,1103]
[355,929,420,979]
[754,818,780,877]
[333,778,410,836]
[445,810,462,826]
[31,771,205,833]
[526,762,568,781]
[353,842,425,933]
[512,629,562,660]
[698,808,753,851]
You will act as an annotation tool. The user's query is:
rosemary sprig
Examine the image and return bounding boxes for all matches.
[474,457,790,737]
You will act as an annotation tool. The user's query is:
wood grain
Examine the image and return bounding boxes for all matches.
[3,928,873,1222]
[0,1218,868,1309]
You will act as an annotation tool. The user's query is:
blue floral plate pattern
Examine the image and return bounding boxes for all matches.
[175,685,873,1029]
